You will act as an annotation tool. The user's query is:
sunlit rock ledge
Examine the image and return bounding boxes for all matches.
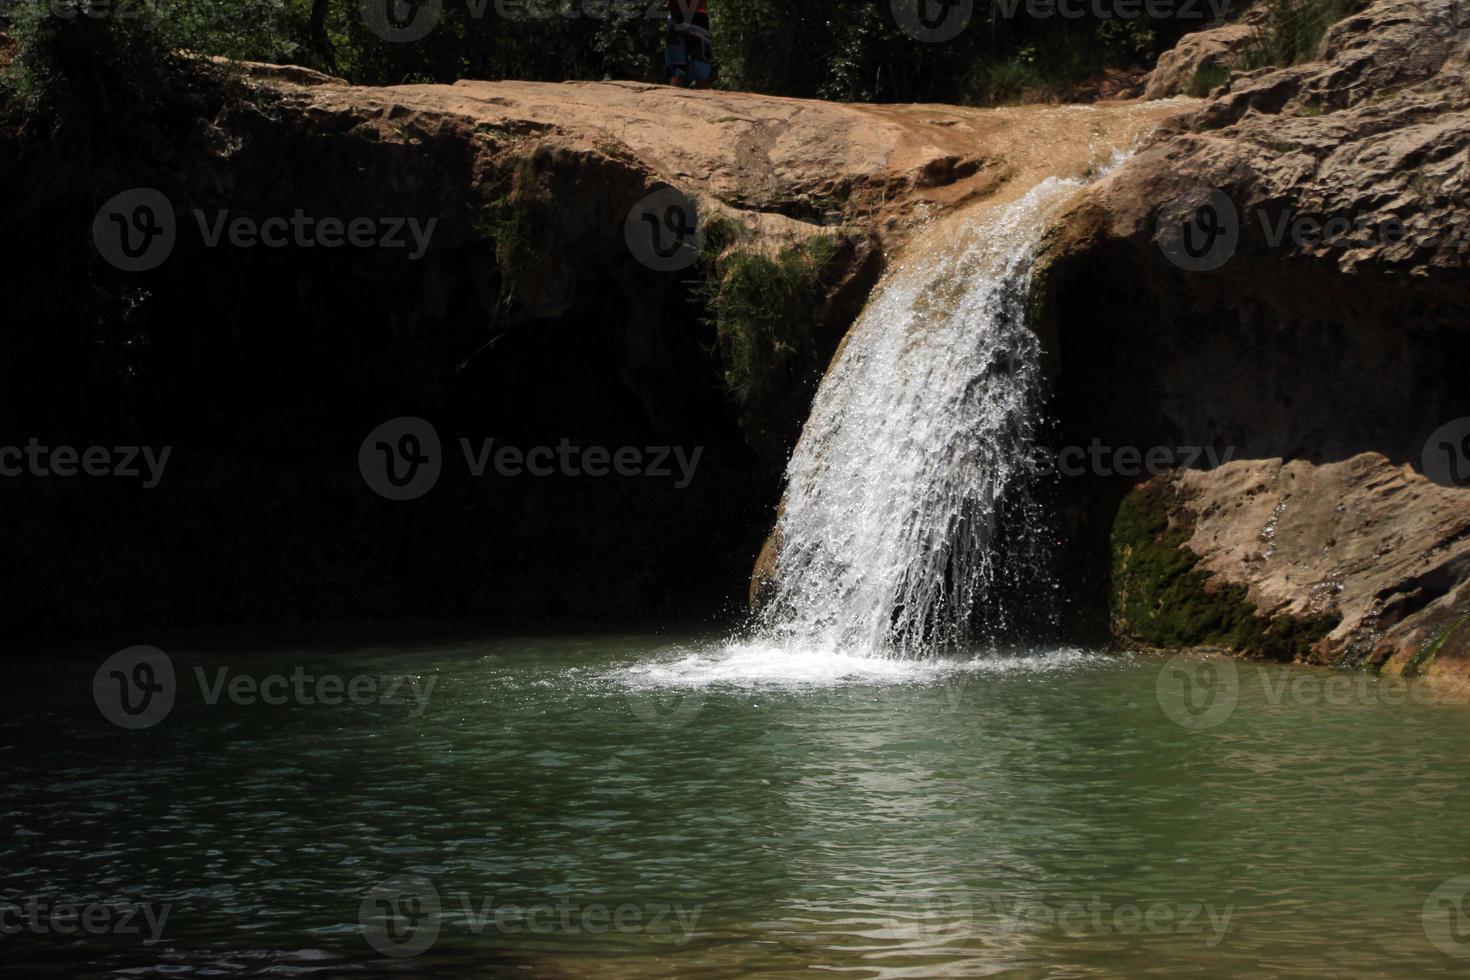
[1037,0,1470,680]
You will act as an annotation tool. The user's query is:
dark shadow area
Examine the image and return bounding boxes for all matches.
[0,72,779,646]
[1035,238,1470,640]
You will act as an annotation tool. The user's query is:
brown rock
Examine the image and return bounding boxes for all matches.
[235,62,1181,254]
[1042,0,1470,682]
[1143,22,1256,100]
[1157,456,1470,682]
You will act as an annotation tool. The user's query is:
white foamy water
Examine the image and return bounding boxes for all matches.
[757,178,1086,658]
[607,642,1109,690]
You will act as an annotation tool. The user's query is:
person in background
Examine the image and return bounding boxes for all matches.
[665,0,713,89]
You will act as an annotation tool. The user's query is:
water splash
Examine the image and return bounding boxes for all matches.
[758,178,1085,658]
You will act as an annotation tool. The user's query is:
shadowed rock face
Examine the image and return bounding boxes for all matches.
[7,8,1463,650]
[1039,0,1470,680]
[0,60,1174,641]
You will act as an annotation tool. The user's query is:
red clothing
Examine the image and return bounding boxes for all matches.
[668,0,710,37]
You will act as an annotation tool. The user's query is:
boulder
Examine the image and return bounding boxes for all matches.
[1113,457,1470,681]
[1039,0,1470,682]
[1143,22,1257,99]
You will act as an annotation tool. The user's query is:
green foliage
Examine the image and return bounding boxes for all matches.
[4,1,169,118]
[329,0,665,87]
[716,0,1170,105]
[1241,0,1360,70]
[1111,480,1339,660]
[2,0,1209,109]
[1185,61,1230,97]
[473,155,540,310]
[0,0,295,123]
[1405,614,1470,677]
[698,221,842,460]
[166,0,306,62]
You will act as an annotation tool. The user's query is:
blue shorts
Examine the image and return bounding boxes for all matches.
[665,33,713,84]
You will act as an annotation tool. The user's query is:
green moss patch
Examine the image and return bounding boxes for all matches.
[1111,479,1339,660]
[1406,613,1470,678]
[697,220,846,463]
[473,156,539,310]
[1185,63,1231,98]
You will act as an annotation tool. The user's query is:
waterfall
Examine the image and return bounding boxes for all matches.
[758,178,1084,658]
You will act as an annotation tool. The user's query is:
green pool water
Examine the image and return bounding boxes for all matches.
[6,633,1470,977]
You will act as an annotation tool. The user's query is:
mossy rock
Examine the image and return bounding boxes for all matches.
[1110,478,1339,660]
[696,220,847,466]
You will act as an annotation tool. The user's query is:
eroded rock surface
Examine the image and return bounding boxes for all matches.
[1042,0,1470,680]
[239,63,1178,247]
[1143,20,1256,100]
[1114,458,1470,681]
[1,53,1180,638]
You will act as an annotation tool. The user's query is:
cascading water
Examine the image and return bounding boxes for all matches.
[758,178,1087,659]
